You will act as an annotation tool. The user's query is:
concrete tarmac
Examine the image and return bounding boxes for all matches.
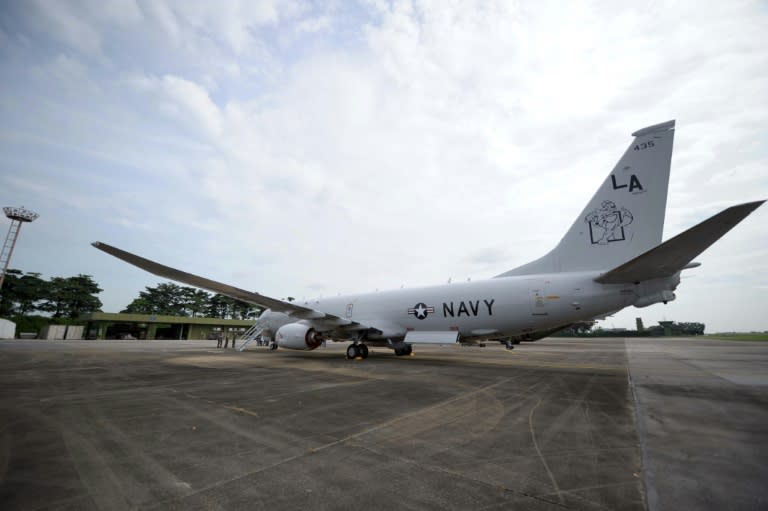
[0,337,766,510]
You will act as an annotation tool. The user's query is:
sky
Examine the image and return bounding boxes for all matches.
[0,0,766,333]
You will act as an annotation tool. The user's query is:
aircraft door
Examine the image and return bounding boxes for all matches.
[528,280,550,325]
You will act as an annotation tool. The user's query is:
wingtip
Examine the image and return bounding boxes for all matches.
[734,199,766,211]
[714,200,765,216]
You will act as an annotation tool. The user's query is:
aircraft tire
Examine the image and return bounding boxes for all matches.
[346,344,360,360]
[358,344,369,359]
[269,342,278,351]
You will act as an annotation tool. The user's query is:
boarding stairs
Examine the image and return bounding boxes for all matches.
[237,322,264,351]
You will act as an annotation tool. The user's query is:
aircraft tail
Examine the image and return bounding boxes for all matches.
[497,120,675,277]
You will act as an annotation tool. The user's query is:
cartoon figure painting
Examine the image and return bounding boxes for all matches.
[585,200,634,245]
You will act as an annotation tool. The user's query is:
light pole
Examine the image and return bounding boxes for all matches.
[0,206,39,291]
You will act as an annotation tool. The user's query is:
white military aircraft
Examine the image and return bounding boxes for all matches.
[94,120,763,359]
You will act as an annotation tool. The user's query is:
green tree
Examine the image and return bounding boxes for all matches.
[41,274,102,318]
[231,298,260,320]
[206,293,232,319]
[0,269,49,316]
[205,294,260,319]
[121,296,155,314]
[182,288,210,317]
[122,285,261,319]
[122,282,191,316]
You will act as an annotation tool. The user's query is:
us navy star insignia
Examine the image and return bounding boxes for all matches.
[408,302,434,320]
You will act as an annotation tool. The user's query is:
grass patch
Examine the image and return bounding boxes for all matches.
[704,333,768,342]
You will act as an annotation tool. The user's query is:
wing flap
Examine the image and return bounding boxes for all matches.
[91,242,357,326]
[595,200,764,284]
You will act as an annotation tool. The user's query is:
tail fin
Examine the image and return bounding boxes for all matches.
[497,120,675,277]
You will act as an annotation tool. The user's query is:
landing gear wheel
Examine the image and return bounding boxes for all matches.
[358,344,369,359]
[505,340,514,350]
[346,344,360,360]
[395,344,413,356]
[269,342,278,351]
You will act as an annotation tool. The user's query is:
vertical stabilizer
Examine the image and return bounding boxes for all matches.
[497,120,675,277]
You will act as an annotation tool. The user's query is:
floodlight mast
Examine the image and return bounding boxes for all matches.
[0,206,39,291]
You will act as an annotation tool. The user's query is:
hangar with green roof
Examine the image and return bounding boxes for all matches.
[80,312,255,341]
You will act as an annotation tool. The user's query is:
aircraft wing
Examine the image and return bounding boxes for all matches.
[92,241,360,327]
[595,200,764,284]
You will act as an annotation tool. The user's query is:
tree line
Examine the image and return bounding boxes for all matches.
[1,270,260,321]
[0,269,102,318]
[121,282,261,319]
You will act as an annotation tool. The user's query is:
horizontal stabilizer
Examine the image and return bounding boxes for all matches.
[91,241,345,322]
[595,200,764,284]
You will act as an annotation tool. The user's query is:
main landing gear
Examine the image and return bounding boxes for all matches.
[394,344,412,357]
[345,342,412,359]
[346,343,369,360]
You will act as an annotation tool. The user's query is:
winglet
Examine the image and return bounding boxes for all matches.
[596,200,765,284]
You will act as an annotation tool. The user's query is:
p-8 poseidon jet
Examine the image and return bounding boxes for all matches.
[94,120,763,359]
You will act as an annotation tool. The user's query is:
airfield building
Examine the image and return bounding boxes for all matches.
[80,312,254,341]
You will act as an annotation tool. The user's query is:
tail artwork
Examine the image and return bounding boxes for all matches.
[497,120,676,277]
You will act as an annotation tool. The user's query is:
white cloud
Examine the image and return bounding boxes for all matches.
[17,0,308,68]
[139,1,182,47]
[296,15,333,33]
[21,0,143,55]
[130,74,223,137]
[25,0,103,54]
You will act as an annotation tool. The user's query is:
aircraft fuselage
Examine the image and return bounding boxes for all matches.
[257,272,679,344]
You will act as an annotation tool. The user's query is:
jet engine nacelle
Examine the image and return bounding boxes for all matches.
[634,290,676,308]
[276,323,324,350]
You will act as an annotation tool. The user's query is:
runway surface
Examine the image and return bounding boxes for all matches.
[0,337,766,510]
